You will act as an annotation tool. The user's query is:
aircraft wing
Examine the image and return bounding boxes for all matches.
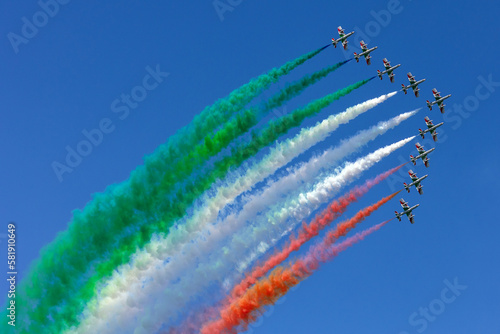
[389,72,395,83]
[430,129,438,142]
[413,86,420,97]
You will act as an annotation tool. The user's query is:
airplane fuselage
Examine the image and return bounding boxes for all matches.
[429,94,451,106]
[417,148,434,159]
[358,46,377,57]
[435,94,452,104]
[354,46,377,64]
[409,175,428,187]
[411,79,426,88]
[383,64,401,74]
[333,31,354,44]
[400,204,420,216]
[404,204,419,215]
[427,122,444,132]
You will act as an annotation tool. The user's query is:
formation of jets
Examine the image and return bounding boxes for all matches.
[331,27,452,112]
[330,26,452,225]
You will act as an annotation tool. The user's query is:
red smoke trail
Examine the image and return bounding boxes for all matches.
[200,195,397,333]
[229,164,404,301]
[172,166,405,333]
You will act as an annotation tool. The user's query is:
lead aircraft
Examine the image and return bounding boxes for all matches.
[331,26,355,50]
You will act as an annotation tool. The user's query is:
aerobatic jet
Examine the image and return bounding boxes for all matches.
[395,199,419,224]
[426,88,452,113]
[377,58,401,82]
[331,26,354,50]
[419,116,444,142]
[402,73,426,97]
[403,170,428,195]
[410,142,435,167]
[353,40,377,65]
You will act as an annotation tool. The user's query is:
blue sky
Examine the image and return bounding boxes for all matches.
[1,0,499,333]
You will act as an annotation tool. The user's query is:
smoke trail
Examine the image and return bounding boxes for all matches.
[163,93,399,256]
[52,79,371,334]
[67,93,396,334]
[175,172,402,332]
[156,59,352,204]
[230,174,403,301]
[128,137,412,333]
[200,197,395,334]
[262,59,352,112]
[211,136,416,280]
[15,46,330,333]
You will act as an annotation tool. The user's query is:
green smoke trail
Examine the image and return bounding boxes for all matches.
[264,59,352,112]
[40,78,371,334]
[153,59,351,201]
[14,48,335,333]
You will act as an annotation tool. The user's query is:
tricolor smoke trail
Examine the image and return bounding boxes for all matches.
[155,59,351,202]
[176,169,403,332]
[162,93,399,255]
[15,46,330,333]
[200,195,397,334]
[127,137,413,333]
[229,171,404,301]
[68,93,398,333]
[58,79,372,334]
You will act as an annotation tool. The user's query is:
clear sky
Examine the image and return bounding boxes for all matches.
[1,0,499,333]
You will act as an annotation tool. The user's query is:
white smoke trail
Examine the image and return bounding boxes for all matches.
[132,136,416,332]
[65,94,398,334]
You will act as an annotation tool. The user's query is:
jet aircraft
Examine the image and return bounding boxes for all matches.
[419,116,444,142]
[331,26,355,50]
[377,58,401,83]
[410,142,435,167]
[402,72,426,97]
[426,88,452,113]
[395,198,419,224]
[353,40,377,65]
[403,170,428,195]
